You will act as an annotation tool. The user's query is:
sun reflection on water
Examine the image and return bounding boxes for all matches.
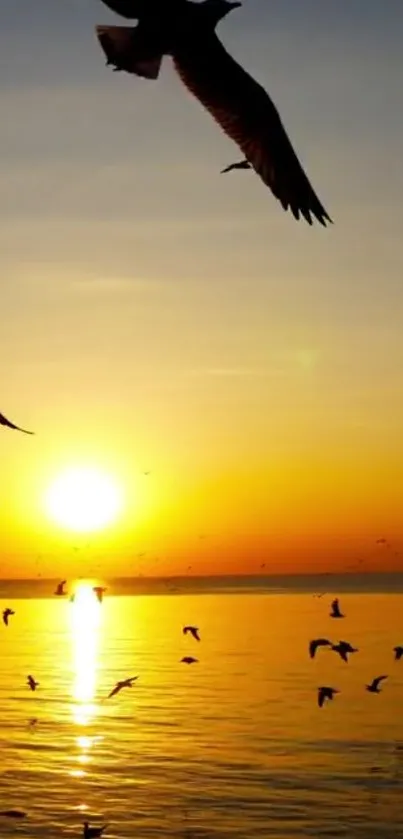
[70,583,102,729]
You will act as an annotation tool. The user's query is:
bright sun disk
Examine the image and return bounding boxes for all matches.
[45,466,122,532]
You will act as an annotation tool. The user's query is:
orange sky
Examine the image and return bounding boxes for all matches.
[0,2,402,577]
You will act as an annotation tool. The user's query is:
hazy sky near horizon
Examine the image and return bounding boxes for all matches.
[0,1,402,578]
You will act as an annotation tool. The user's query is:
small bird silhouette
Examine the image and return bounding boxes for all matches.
[54,580,67,596]
[366,675,388,694]
[2,608,15,626]
[183,625,200,641]
[0,810,27,819]
[107,676,138,699]
[96,0,332,226]
[0,412,34,435]
[318,686,338,708]
[330,598,344,618]
[309,638,332,659]
[27,675,39,691]
[221,159,251,174]
[331,641,358,663]
[181,656,198,664]
[83,823,108,839]
[93,586,107,603]
[394,646,403,661]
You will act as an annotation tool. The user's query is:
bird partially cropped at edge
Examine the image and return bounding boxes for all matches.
[0,412,34,435]
[394,646,403,661]
[95,0,332,226]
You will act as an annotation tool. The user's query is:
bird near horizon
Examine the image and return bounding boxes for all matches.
[106,676,138,699]
[309,638,332,659]
[96,0,332,226]
[54,580,67,596]
[366,676,388,694]
[181,656,198,664]
[93,586,107,603]
[183,625,200,641]
[83,823,108,839]
[27,675,39,691]
[330,598,344,619]
[394,646,403,661]
[2,608,15,627]
[318,686,338,708]
[331,641,358,663]
[0,412,34,435]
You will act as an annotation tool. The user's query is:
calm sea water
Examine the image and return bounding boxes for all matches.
[1,575,403,839]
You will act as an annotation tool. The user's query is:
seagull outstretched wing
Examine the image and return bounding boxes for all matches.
[173,34,332,226]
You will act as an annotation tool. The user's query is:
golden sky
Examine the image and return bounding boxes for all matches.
[0,1,402,577]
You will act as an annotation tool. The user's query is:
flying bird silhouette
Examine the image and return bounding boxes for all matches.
[183,625,200,641]
[330,598,344,619]
[83,823,108,839]
[221,160,251,174]
[366,675,388,694]
[93,586,107,603]
[331,641,358,663]
[181,656,198,664]
[2,608,15,626]
[107,676,138,699]
[309,638,332,659]
[27,675,39,691]
[54,580,67,596]
[318,686,338,708]
[0,412,34,435]
[96,0,332,225]
[394,646,403,661]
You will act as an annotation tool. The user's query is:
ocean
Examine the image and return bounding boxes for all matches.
[0,574,403,839]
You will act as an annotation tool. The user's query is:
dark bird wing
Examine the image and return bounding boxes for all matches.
[107,683,122,698]
[309,639,331,659]
[191,627,200,641]
[394,647,403,660]
[173,36,331,226]
[99,0,143,18]
[0,412,34,435]
[331,598,341,616]
[221,160,251,173]
[96,24,164,80]
[318,688,326,708]
[373,675,388,689]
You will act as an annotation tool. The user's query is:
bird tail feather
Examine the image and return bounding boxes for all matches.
[95,25,163,80]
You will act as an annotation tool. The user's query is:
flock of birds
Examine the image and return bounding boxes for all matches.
[312,598,403,708]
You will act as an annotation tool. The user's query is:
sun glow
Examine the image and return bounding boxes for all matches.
[70,582,102,726]
[45,466,122,532]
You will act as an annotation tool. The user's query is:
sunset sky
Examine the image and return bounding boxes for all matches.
[0,0,402,578]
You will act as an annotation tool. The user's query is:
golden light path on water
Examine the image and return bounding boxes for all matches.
[69,583,103,788]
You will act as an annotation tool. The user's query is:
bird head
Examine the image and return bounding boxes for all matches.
[199,0,241,27]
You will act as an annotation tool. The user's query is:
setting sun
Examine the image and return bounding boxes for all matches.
[44,466,122,533]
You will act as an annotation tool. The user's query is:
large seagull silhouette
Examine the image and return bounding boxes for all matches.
[96,0,332,226]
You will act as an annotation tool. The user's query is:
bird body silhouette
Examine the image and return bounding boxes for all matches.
[309,638,332,659]
[83,823,108,839]
[183,625,200,641]
[107,676,138,699]
[27,675,39,691]
[331,641,358,663]
[366,676,387,694]
[96,0,332,225]
[2,608,15,626]
[330,598,344,619]
[55,580,67,596]
[93,586,107,603]
[318,686,338,708]
[181,656,198,664]
[0,412,34,435]
[394,645,403,661]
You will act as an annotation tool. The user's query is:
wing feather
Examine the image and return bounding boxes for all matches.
[173,36,331,226]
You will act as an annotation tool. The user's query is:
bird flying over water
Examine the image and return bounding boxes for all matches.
[0,412,34,435]
[221,160,251,174]
[366,676,388,694]
[318,686,338,708]
[181,656,198,664]
[309,638,332,659]
[54,580,67,596]
[330,598,344,619]
[394,646,403,661]
[331,641,358,663]
[83,823,108,839]
[93,586,107,603]
[2,608,15,626]
[183,625,200,641]
[27,675,39,691]
[95,0,332,225]
[107,676,138,699]
[0,811,27,819]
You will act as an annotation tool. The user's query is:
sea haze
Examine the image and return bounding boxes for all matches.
[0,578,403,838]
